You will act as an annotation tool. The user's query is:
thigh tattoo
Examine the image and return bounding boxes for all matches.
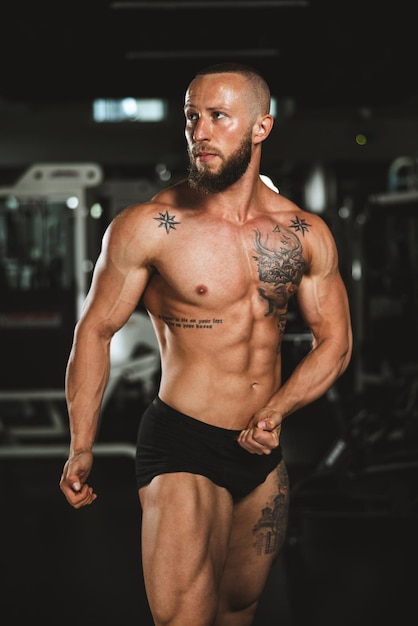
[252,460,290,556]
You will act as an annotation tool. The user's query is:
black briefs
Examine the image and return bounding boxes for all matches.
[135,396,283,501]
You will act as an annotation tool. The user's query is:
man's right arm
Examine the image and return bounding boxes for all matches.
[60,205,154,507]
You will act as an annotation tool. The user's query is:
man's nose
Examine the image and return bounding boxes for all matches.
[193,118,211,142]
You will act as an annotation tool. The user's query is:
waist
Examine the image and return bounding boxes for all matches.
[159,368,280,429]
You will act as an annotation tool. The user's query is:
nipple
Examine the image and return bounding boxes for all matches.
[196,284,208,295]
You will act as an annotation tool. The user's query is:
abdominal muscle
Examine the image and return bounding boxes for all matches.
[153,314,283,429]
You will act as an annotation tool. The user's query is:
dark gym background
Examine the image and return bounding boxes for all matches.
[1,2,417,625]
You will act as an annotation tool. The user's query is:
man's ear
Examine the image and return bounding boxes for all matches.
[253,114,274,144]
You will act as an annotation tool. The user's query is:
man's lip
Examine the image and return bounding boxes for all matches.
[195,151,217,159]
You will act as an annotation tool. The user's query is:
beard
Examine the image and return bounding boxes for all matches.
[187,132,252,194]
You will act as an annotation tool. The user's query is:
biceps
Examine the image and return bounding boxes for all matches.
[295,273,350,340]
[83,259,151,331]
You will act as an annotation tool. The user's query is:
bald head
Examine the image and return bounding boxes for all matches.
[192,62,272,118]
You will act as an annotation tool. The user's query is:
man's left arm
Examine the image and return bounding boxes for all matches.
[238,218,353,454]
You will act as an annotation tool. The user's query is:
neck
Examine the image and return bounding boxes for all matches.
[196,167,265,223]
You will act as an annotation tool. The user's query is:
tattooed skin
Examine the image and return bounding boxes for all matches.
[252,226,306,328]
[252,461,289,556]
[154,210,181,233]
[289,215,312,236]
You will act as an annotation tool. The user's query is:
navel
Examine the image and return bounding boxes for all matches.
[196,284,208,295]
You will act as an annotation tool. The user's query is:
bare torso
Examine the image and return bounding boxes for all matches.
[140,183,309,428]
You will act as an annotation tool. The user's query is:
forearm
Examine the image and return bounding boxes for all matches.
[269,336,351,418]
[66,328,112,454]
[238,338,351,456]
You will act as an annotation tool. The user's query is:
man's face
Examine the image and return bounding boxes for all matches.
[184,73,254,194]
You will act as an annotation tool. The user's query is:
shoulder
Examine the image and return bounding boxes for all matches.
[265,193,332,242]
[106,180,189,241]
[100,180,195,267]
[265,194,340,271]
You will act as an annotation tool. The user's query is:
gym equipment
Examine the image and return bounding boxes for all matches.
[0,164,160,458]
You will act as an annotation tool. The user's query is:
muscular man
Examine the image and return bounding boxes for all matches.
[60,63,352,626]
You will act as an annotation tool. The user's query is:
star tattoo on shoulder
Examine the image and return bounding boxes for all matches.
[289,215,311,236]
[154,210,181,234]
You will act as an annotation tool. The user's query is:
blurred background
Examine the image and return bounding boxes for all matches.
[0,1,417,624]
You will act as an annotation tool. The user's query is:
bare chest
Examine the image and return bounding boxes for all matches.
[145,219,307,316]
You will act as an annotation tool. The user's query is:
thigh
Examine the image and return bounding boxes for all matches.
[219,458,289,615]
[139,472,234,626]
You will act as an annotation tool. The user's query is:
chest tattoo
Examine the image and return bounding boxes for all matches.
[252,227,306,323]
